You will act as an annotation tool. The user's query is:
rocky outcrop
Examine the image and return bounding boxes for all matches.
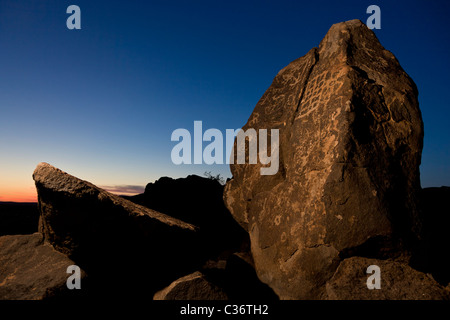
[3,19,445,301]
[126,175,248,259]
[153,271,228,300]
[33,162,200,297]
[0,163,269,300]
[0,233,86,300]
[224,20,424,299]
[326,257,450,300]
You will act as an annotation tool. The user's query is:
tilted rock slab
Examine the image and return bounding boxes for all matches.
[326,257,450,300]
[0,233,86,300]
[33,162,199,296]
[224,20,424,299]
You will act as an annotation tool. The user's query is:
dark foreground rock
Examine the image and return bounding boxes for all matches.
[224,19,424,299]
[33,162,200,297]
[201,252,279,300]
[154,251,278,301]
[0,233,86,300]
[153,271,228,300]
[127,175,248,259]
[326,257,450,300]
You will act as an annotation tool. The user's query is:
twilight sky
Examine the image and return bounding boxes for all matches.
[0,0,449,202]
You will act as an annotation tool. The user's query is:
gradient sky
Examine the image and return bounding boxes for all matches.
[1,0,449,202]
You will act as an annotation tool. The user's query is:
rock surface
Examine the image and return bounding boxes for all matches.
[326,257,450,300]
[153,271,228,300]
[33,162,200,297]
[0,233,85,300]
[224,19,424,299]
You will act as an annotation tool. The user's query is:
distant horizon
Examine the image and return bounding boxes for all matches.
[0,168,228,202]
[2,168,450,203]
[1,0,449,202]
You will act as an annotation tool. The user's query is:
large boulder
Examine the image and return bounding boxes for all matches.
[33,162,200,297]
[326,257,450,300]
[224,20,424,299]
[0,233,86,300]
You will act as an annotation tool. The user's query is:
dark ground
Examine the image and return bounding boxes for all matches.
[0,202,39,236]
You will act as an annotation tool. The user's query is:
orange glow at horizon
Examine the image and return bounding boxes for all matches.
[0,188,38,203]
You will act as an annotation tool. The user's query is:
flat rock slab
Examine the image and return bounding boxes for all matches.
[326,257,450,300]
[153,271,228,300]
[0,233,85,300]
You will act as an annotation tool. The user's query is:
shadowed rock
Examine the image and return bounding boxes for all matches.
[33,162,200,297]
[326,257,449,300]
[0,233,86,300]
[419,187,450,286]
[224,20,424,299]
[126,175,248,260]
[200,252,279,300]
[153,271,228,300]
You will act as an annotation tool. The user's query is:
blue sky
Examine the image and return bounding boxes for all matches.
[0,0,449,201]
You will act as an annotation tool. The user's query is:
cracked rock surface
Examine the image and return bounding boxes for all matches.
[224,20,424,299]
